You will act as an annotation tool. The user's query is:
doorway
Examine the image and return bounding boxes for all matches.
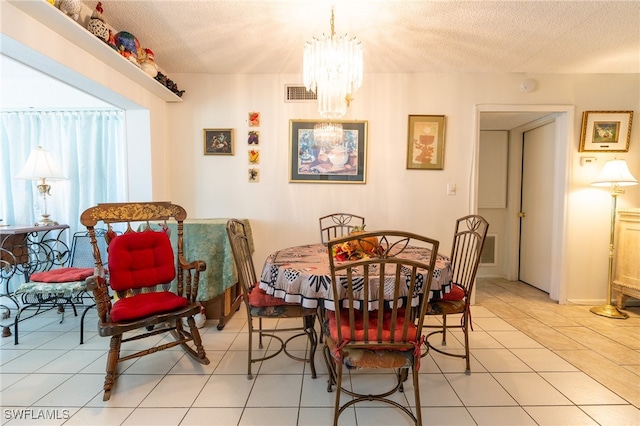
[475,105,574,303]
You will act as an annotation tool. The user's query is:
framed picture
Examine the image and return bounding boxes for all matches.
[406,115,446,170]
[579,111,633,152]
[203,129,234,155]
[289,119,367,183]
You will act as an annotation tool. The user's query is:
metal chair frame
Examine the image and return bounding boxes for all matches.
[226,219,318,380]
[319,213,365,245]
[324,230,439,426]
[423,214,489,375]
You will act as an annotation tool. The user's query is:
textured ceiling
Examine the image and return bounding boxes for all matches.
[82,0,640,75]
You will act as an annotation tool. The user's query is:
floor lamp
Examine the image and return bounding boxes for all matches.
[15,146,66,226]
[590,159,638,319]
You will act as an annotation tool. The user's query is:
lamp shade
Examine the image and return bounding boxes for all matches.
[15,146,65,181]
[591,159,638,187]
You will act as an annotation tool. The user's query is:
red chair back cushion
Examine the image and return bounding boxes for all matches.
[108,231,175,292]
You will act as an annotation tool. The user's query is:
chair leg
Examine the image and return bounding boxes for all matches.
[258,317,264,349]
[322,343,336,392]
[463,311,471,375]
[412,365,422,425]
[333,361,344,426]
[441,314,448,345]
[103,334,122,401]
[247,317,254,380]
[79,303,95,344]
[183,316,209,364]
[304,315,318,378]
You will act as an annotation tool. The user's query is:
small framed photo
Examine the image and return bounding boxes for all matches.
[248,130,259,145]
[248,112,260,127]
[579,111,633,152]
[407,115,446,170]
[289,119,367,183]
[248,168,260,182]
[204,129,234,155]
[248,149,259,164]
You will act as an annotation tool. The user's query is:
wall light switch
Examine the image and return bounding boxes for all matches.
[447,182,456,196]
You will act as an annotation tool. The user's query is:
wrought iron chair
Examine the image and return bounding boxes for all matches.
[11,229,108,345]
[319,213,365,245]
[423,214,489,375]
[324,230,439,426]
[80,202,209,401]
[226,218,318,380]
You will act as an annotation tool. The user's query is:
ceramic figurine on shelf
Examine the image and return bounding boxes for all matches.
[87,2,109,42]
[58,0,81,21]
[114,31,141,66]
[139,48,158,78]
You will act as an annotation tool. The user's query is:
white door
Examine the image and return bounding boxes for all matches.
[519,122,555,292]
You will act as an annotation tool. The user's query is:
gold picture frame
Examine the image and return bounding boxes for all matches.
[203,128,234,155]
[407,115,446,170]
[579,111,633,152]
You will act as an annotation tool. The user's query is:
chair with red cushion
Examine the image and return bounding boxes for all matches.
[324,230,439,426]
[226,219,318,380]
[423,215,489,375]
[80,202,209,401]
[11,228,108,345]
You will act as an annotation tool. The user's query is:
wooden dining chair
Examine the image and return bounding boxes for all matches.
[226,219,318,380]
[319,213,365,244]
[423,214,489,375]
[80,202,209,401]
[324,230,439,426]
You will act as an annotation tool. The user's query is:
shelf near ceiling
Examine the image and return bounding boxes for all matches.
[9,0,182,103]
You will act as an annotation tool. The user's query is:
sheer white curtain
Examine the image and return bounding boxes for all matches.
[0,110,126,238]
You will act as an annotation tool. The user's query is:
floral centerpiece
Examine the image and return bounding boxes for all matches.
[332,225,380,261]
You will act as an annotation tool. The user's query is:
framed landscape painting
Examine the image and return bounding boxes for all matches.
[579,111,633,152]
[289,119,367,183]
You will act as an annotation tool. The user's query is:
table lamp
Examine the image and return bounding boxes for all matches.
[15,146,66,226]
[590,159,638,319]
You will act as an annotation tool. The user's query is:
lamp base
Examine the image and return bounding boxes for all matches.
[34,214,59,227]
[590,304,628,319]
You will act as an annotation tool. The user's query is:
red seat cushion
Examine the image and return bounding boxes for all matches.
[247,284,295,307]
[110,291,189,322]
[108,231,175,292]
[327,308,417,343]
[442,283,465,301]
[30,267,94,283]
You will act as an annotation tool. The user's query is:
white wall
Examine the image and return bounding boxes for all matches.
[3,2,639,306]
[167,72,639,306]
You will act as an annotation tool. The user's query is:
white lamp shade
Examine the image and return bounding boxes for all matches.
[591,159,638,187]
[15,146,65,181]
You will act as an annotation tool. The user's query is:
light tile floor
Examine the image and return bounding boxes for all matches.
[1,278,639,425]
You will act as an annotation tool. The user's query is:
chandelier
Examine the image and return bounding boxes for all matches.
[303,8,363,119]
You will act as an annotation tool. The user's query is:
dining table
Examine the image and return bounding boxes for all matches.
[259,243,453,310]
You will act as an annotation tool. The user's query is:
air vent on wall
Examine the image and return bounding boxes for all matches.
[285,85,316,102]
[480,234,497,265]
